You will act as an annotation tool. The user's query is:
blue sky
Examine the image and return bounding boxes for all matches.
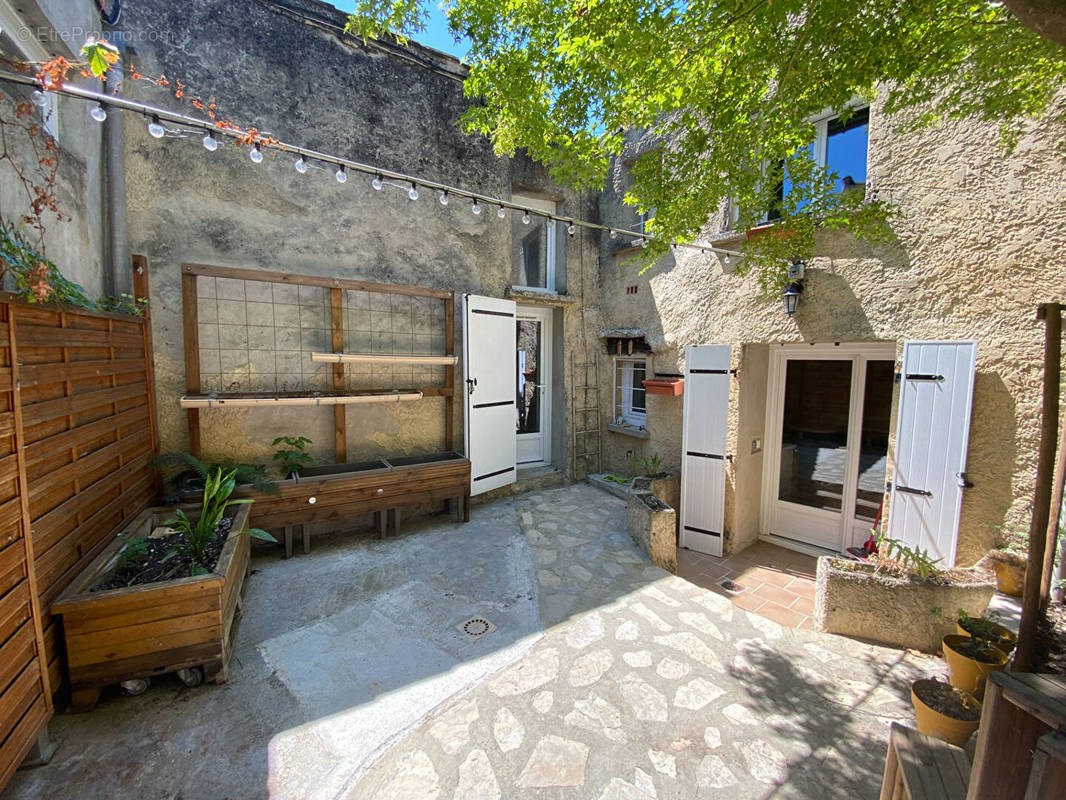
[331,2,470,59]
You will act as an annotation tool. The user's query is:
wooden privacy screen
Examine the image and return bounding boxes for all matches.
[180,263,456,462]
[0,287,158,789]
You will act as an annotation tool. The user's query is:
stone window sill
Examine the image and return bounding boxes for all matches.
[505,286,577,305]
[607,422,649,439]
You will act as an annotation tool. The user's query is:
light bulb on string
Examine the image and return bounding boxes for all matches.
[724,254,732,266]
[335,165,347,183]
[567,223,576,237]
[372,174,383,190]
[202,133,218,151]
[90,104,107,122]
[30,90,48,107]
[249,143,264,163]
[641,238,649,248]
[294,156,308,173]
[497,205,506,219]
[522,211,530,224]
[147,115,165,138]
[407,183,419,200]
[439,190,449,206]
[471,200,481,215]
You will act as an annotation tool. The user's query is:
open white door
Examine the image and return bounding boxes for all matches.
[680,345,731,556]
[463,294,517,495]
[887,340,977,568]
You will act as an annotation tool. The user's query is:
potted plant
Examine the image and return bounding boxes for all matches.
[910,678,982,747]
[956,610,1017,654]
[156,452,275,503]
[986,523,1028,598]
[272,435,312,479]
[942,634,1009,700]
[52,466,276,711]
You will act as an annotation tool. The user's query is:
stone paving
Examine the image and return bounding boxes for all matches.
[344,484,939,800]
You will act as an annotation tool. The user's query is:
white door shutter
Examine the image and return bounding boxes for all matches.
[463,294,517,495]
[887,340,977,567]
[680,345,731,556]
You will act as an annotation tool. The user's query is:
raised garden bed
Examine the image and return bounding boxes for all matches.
[814,557,995,652]
[52,503,252,711]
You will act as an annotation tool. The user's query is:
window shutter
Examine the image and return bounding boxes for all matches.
[680,345,731,556]
[887,341,977,567]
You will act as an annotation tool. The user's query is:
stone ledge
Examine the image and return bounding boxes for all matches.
[607,423,649,439]
[505,287,577,305]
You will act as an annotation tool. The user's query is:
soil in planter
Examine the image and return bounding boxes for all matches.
[959,616,1015,649]
[913,680,981,722]
[91,516,234,592]
[952,636,1004,664]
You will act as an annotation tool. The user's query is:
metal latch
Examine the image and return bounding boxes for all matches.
[466,377,477,394]
[905,373,945,382]
[888,482,933,497]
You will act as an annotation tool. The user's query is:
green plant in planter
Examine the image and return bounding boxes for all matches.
[953,634,1003,664]
[163,466,276,576]
[272,436,312,478]
[641,452,663,478]
[154,452,276,499]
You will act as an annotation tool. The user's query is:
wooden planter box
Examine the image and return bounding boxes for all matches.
[52,503,252,711]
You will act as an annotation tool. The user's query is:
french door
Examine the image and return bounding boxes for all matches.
[762,343,896,553]
[515,306,552,465]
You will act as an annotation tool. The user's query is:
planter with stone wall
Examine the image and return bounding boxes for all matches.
[627,478,677,572]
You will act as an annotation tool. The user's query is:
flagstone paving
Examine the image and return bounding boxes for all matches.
[343,484,940,800]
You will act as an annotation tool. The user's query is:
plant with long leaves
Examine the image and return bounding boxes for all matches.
[875,532,942,582]
[164,466,276,576]
[154,451,277,498]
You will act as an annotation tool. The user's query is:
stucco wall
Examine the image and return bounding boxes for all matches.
[0,0,108,298]
[121,0,601,473]
[598,93,1066,564]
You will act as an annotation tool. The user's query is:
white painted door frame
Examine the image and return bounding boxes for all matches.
[760,342,896,555]
[516,305,552,466]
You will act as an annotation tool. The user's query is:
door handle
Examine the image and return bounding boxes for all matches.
[894,485,932,497]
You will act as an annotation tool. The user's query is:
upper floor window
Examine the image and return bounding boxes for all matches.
[511,191,566,293]
[615,357,647,428]
[0,1,59,139]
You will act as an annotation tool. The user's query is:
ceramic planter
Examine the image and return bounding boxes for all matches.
[910,679,982,747]
[956,616,1017,655]
[642,377,684,396]
[991,558,1025,597]
[942,634,1009,699]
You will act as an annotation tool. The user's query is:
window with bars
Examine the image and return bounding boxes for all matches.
[614,357,647,427]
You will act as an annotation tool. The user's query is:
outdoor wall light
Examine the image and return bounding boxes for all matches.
[334,165,347,183]
[89,103,107,122]
[202,133,219,152]
[782,281,804,315]
[249,142,264,163]
[147,115,165,139]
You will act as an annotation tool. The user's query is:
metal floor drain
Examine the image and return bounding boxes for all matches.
[457,616,496,641]
[717,579,745,594]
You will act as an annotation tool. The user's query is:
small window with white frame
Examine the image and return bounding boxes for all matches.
[614,357,647,428]
[511,191,565,293]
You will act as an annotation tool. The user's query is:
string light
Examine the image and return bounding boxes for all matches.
[522,211,530,224]
[294,155,307,173]
[90,103,107,122]
[202,132,218,151]
[567,223,576,237]
[439,190,449,206]
[641,238,649,248]
[249,142,263,163]
[471,199,481,215]
[147,115,165,138]
[30,90,47,107]
[372,174,383,190]
[724,254,732,266]
[334,165,347,183]
[407,183,419,200]
[497,205,506,218]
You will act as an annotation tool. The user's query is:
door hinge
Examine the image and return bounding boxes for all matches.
[957,471,975,489]
[466,377,477,394]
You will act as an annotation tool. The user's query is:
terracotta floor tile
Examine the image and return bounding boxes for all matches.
[731,592,766,613]
[741,565,795,588]
[796,617,814,631]
[791,594,816,617]
[756,601,807,628]
[749,582,801,608]
[785,576,817,599]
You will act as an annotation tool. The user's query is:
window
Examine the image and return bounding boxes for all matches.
[768,106,869,220]
[511,191,566,293]
[0,2,59,139]
[615,358,647,427]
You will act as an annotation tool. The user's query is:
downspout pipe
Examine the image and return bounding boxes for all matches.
[103,38,130,297]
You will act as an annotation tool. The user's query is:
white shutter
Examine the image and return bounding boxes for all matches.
[463,294,517,495]
[680,345,731,556]
[887,340,977,567]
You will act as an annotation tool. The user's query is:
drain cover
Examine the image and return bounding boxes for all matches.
[717,579,745,594]
[457,616,496,641]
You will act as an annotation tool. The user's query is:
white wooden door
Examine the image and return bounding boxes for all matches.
[680,345,731,556]
[463,295,517,495]
[886,340,977,568]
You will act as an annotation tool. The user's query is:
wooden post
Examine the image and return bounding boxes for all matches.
[181,270,201,458]
[1041,397,1066,612]
[330,287,346,463]
[1016,302,1061,672]
[444,294,455,452]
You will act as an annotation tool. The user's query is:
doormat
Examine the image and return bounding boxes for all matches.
[717,579,746,595]
[457,616,496,641]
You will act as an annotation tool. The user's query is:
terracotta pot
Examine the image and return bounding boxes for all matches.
[642,377,684,396]
[910,679,982,747]
[942,634,1008,699]
[992,558,1025,597]
[956,616,1017,655]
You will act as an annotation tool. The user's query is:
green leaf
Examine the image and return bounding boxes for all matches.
[246,527,278,543]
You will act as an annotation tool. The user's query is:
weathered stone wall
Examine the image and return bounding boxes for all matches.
[121,0,601,473]
[0,0,109,298]
[598,93,1066,564]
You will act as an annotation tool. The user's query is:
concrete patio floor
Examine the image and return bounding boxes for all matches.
[3,484,939,800]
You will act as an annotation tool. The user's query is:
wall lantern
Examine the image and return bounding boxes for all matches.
[782,281,804,315]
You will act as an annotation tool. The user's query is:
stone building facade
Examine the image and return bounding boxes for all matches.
[596,92,1066,565]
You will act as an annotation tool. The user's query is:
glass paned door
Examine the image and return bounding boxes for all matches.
[516,306,552,465]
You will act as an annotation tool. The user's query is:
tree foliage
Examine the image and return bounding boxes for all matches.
[349,1,1066,286]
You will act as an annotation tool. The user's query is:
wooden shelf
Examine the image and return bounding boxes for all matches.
[180,391,423,409]
[311,352,458,366]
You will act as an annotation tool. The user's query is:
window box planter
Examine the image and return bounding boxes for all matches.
[813,557,995,653]
[642,377,684,396]
[52,503,253,711]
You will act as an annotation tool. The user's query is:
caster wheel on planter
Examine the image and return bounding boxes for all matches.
[120,677,150,696]
[177,667,204,688]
